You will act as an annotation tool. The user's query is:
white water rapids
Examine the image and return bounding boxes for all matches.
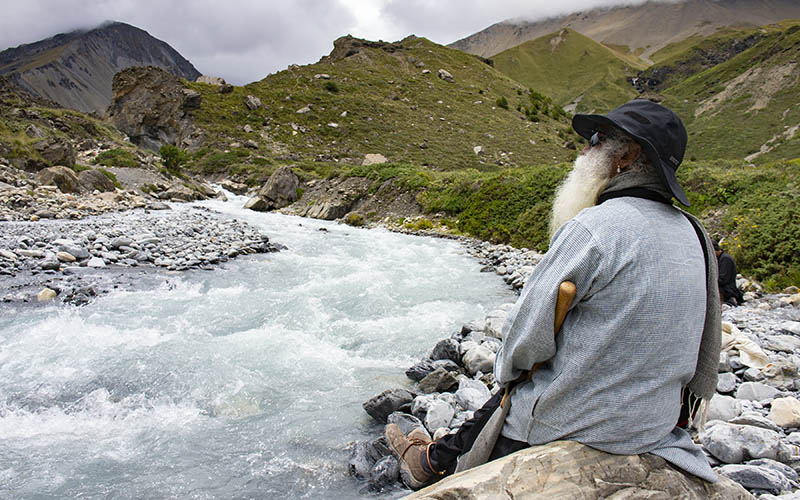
[0,194,516,499]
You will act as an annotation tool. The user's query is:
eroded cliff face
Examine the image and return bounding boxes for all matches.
[0,21,200,113]
[107,66,203,151]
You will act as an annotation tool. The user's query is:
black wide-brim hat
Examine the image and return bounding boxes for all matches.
[572,99,691,206]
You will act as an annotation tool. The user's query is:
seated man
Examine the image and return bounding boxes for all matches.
[385,100,721,490]
[714,240,744,306]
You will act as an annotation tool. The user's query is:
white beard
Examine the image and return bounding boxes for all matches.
[549,147,615,239]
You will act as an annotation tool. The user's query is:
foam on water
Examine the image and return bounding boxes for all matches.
[0,196,516,499]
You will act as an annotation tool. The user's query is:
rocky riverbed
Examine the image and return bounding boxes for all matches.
[352,243,800,498]
[0,204,279,306]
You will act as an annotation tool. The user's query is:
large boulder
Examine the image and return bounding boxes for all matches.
[30,137,75,170]
[77,169,116,192]
[35,166,80,193]
[405,441,753,499]
[108,66,201,151]
[257,166,299,209]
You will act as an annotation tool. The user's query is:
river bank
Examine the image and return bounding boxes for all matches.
[0,202,279,306]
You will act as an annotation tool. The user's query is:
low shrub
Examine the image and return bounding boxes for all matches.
[93,148,138,168]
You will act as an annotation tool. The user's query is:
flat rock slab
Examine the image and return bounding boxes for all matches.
[404,441,753,499]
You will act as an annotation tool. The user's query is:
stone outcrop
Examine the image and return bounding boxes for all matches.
[35,166,80,193]
[107,66,203,151]
[30,137,75,170]
[406,441,753,500]
[245,166,300,212]
[77,169,116,193]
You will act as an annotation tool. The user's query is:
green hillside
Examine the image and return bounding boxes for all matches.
[491,28,639,113]
[182,36,580,184]
[660,23,800,162]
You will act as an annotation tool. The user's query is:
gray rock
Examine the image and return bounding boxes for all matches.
[718,372,738,393]
[424,400,454,433]
[779,321,800,335]
[462,345,495,376]
[87,257,106,268]
[369,455,399,491]
[746,458,799,482]
[730,356,745,371]
[418,367,459,394]
[386,412,426,436]
[411,394,435,422]
[455,378,491,411]
[35,166,80,193]
[729,411,782,432]
[244,95,262,110]
[348,437,390,480]
[737,382,780,401]
[701,422,794,463]
[431,338,461,364]
[483,304,512,339]
[77,169,116,193]
[32,137,75,168]
[244,196,268,211]
[406,359,436,382]
[720,352,732,372]
[362,388,415,423]
[717,464,795,494]
[256,166,299,210]
[461,319,485,334]
[743,367,764,382]
[437,69,454,83]
[767,335,800,353]
[109,237,134,249]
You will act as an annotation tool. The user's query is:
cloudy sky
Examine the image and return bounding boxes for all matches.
[1,0,659,85]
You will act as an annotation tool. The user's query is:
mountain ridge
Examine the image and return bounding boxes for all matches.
[450,0,800,63]
[0,21,200,114]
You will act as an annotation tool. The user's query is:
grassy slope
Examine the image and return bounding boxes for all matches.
[491,28,639,113]
[661,23,800,162]
[0,77,128,166]
[183,36,580,184]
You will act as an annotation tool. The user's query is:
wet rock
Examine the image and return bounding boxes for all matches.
[363,388,416,423]
[406,359,436,382]
[349,437,390,480]
[368,455,399,491]
[431,338,461,364]
[418,367,459,394]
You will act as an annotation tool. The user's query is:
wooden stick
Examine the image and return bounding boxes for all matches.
[500,281,576,407]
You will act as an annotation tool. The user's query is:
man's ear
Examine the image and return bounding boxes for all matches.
[617,142,642,170]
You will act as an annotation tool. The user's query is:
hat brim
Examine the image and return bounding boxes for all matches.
[572,114,691,206]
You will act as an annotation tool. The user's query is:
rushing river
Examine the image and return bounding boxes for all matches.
[0,194,516,499]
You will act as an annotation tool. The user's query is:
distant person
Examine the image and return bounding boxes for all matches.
[384,100,721,489]
[714,240,744,306]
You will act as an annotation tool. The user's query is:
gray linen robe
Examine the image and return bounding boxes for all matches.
[495,195,717,482]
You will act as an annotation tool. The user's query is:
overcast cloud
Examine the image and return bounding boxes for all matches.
[0,0,662,85]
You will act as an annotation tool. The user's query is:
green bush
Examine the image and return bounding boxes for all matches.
[94,148,137,168]
[496,96,509,110]
[159,144,189,174]
[344,213,365,226]
[324,81,339,93]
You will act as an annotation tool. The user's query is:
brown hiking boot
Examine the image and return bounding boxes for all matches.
[384,423,435,490]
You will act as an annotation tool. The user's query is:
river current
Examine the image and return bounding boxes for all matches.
[0,194,515,499]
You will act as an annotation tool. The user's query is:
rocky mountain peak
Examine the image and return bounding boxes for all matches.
[0,20,200,114]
